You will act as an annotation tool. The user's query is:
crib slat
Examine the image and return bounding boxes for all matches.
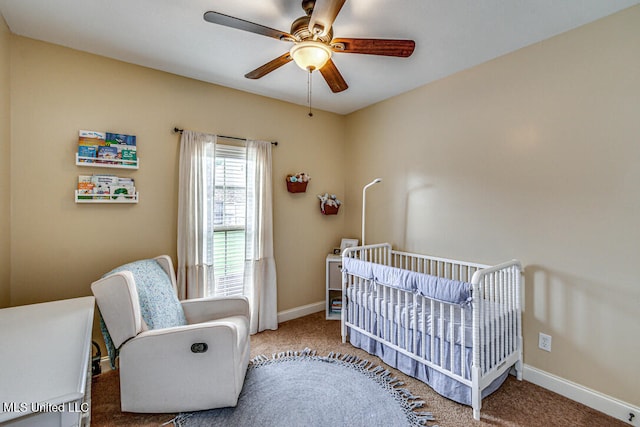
[387,286,392,344]
[499,271,506,362]
[460,305,466,378]
[404,290,409,351]
[384,285,389,341]
[449,304,455,371]
[507,267,518,352]
[406,290,411,351]
[397,288,402,347]
[439,301,445,369]
[413,293,418,354]
[359,277,365,334]
[393,286,398,342]
[489,273,495,369]
[479,282,486,374]
[489,273,496,370]
[421,297,427,359]
[376,282,382,340]
[508,266,515,353]
[430,299,435,364]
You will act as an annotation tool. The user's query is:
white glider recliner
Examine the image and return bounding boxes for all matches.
[91,255,250,413]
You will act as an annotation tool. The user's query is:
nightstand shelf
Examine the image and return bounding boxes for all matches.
[326,254,342,320]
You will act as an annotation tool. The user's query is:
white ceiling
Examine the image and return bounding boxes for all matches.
[1,0,638,115]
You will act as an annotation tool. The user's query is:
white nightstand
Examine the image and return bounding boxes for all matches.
[326,254,343,320]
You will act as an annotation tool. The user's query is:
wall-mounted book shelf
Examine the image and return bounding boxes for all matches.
[75,153,139,170]
[75,130,138,203]
[75,190,138,204]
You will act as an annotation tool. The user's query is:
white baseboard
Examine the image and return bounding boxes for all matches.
[523,364,639,426]
[277,301,325,324]
[99,356,112,374]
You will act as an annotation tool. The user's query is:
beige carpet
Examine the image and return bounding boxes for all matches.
[91,311,626,426]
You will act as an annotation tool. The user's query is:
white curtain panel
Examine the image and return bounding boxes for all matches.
[177,130,217,300]
[244,140,278,333]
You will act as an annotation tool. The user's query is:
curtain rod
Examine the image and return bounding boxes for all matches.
[173,127,278,146]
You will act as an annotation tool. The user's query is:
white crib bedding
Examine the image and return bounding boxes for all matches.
[347,287,511,348]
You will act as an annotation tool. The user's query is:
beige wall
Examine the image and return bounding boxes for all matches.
[8,36,346,317]
[344,6,640,406]
[0,15,10,308]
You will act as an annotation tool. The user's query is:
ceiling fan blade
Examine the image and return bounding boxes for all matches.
[245,53,293,79]
[204,11,294,41]
[319,59,348,93]
[308,0,346,37]
[332,38,415,57]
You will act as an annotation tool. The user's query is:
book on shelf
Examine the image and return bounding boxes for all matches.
[97,146,118,164]
[110,185,136,200]
[79,174,135,200]
[108,144,137,165]
[77,130,138,166]
[77,145,97,163]
[105,132,136,146]
[77,132,103,163]
[79,130,106,140]
[330,298,342,313]
[77,176,95,199]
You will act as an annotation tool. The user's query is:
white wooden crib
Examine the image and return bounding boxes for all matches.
[341,243,523,420]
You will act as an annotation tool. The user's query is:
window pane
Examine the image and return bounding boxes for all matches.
[214,156,246,228]
[213,230,245,296]
[212,144,246,297]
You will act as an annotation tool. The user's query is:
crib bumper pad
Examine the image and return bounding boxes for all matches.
[342,257,472,305]
[346,287,510,348]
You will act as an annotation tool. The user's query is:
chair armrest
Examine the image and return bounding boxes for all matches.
[91,271,142,348]
[181,295,250,324]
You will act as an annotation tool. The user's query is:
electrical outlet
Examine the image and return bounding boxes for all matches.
[539,333,552,352]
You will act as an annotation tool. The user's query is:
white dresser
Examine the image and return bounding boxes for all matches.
[0,297,95,427]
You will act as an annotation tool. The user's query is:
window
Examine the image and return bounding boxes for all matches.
[178,132,276,330]
[212,144,246,296]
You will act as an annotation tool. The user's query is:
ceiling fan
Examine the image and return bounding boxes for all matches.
[203,0,415,94]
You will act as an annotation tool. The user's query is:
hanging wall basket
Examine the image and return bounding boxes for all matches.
[286,180,308,193]
[321,204,340,215]
[318,192,341,215]
[286,173,311,193]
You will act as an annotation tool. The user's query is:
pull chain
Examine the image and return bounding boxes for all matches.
[307,69,313,117]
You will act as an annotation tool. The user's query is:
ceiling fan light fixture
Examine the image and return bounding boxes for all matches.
[290,41,332,71]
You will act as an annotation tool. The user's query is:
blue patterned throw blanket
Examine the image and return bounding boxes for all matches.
[98,259,188,368]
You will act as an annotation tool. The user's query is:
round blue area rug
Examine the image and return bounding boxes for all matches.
[173,348,435,427]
